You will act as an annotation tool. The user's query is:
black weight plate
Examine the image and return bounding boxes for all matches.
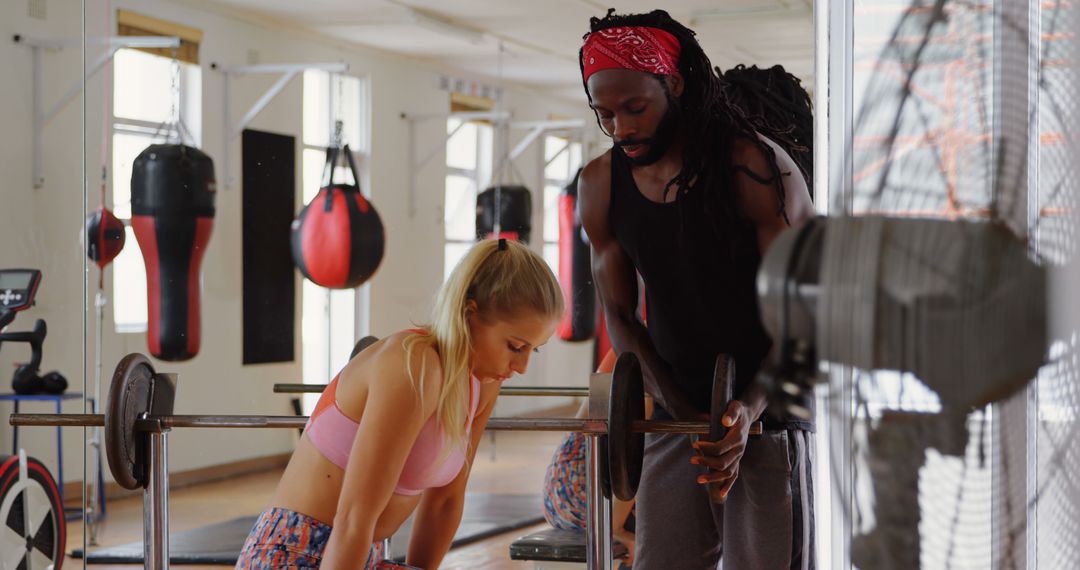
[710,354,736,442]
[608,352,645,501]
[0,454,66,570]
[105,353,156,491]
[708,354,736,503]
[349,335,380,360]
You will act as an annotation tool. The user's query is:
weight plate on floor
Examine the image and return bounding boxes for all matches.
[106,353,155,491]
[608,352,645,501]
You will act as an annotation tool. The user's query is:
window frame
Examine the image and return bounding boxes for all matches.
[541,134,583,272]
[443,115,494,280]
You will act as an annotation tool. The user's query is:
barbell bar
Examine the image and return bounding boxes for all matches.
[273,383,591,397]
[351,336,596,399]
[9,412,747,435]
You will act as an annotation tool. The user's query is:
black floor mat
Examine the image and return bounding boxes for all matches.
[72,493,543,564]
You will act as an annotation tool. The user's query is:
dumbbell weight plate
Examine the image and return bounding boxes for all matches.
[708,354,736,503]
[607,352,645,501]
[105,353,156,491]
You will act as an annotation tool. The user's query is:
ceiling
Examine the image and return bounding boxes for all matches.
[194,0,815,104]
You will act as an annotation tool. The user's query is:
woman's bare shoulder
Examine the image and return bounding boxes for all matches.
[338,331,443,407]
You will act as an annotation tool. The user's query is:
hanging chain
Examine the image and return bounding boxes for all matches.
[333,120,344,148]
[169,46,181,144]
[331,73,347,182]
[493,40,506,238]
[336,72,345,144]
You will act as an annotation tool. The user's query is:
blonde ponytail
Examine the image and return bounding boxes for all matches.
[403,239,564,450]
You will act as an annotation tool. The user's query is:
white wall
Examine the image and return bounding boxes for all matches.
[0,0,600,485]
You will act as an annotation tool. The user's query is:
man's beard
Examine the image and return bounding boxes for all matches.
[615,102,681,167]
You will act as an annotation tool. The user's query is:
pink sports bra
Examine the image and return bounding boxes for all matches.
[304,365,481,496]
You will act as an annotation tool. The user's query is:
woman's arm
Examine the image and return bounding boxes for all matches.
[320,347,442,569]
[405,380,501,568]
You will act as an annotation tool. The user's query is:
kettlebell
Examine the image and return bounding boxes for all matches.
[41,371,68,394]
[12,364,43,394]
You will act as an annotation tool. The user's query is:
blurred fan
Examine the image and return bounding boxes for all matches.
[755,0,1078,567]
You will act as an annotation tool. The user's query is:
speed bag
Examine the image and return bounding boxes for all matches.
[476,185,532,243]
[556,170,596,341]
[291,185,385,289]
[131,144,216,362]
[86,206,126,269]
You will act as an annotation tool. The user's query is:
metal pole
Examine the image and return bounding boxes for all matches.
[144,430,170,570]
[32,44,44,188]
[407,116,416,218]
[497,386,588,397]
[223,71,232,188]
[586,433,613,570]
[89,291,106,543]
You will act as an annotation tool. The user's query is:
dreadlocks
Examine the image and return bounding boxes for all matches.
[580,9,814,238]
[721,64,814,199]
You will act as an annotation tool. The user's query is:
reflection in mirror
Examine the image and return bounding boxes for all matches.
[2,1,90,569]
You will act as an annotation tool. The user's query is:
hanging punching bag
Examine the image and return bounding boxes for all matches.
[476,185,532,243]
[556,168,596,341]
[86,207,126,269]
[291,144,385,289]
[131,144,216,361]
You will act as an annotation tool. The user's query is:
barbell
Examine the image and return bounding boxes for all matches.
[273,382,590,397]
[8,351,759,501]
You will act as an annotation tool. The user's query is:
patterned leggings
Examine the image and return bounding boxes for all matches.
[542,432,589,531]
[235,507,420,569]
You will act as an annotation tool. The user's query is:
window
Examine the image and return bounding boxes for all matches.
[301,71,368,407]
[111,48,202,332]
[444,117,493,280]
[542,135,583,272]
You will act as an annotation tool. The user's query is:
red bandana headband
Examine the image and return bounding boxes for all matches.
[581,26,682,83]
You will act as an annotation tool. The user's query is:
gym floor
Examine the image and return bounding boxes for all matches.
[62,429,569,570]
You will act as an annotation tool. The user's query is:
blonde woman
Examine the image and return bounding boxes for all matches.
[236,239,564,569]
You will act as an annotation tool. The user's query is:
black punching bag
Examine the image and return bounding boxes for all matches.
[476,185,532,243]
[131,144,216,361]
[291,144,385,289]
[556,168,596,341]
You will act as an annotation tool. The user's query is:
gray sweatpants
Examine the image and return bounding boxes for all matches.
[634,429,815,570]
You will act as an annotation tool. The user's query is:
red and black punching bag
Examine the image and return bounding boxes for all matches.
[291,144,385,289]
[86,206,126,269]
[476,185,532,243]
[556,168,596,341]
[131,144,216,362]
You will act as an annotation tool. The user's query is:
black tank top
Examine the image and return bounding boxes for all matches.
[607,149,811,430]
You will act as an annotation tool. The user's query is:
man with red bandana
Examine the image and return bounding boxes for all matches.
[577,9,817,569]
